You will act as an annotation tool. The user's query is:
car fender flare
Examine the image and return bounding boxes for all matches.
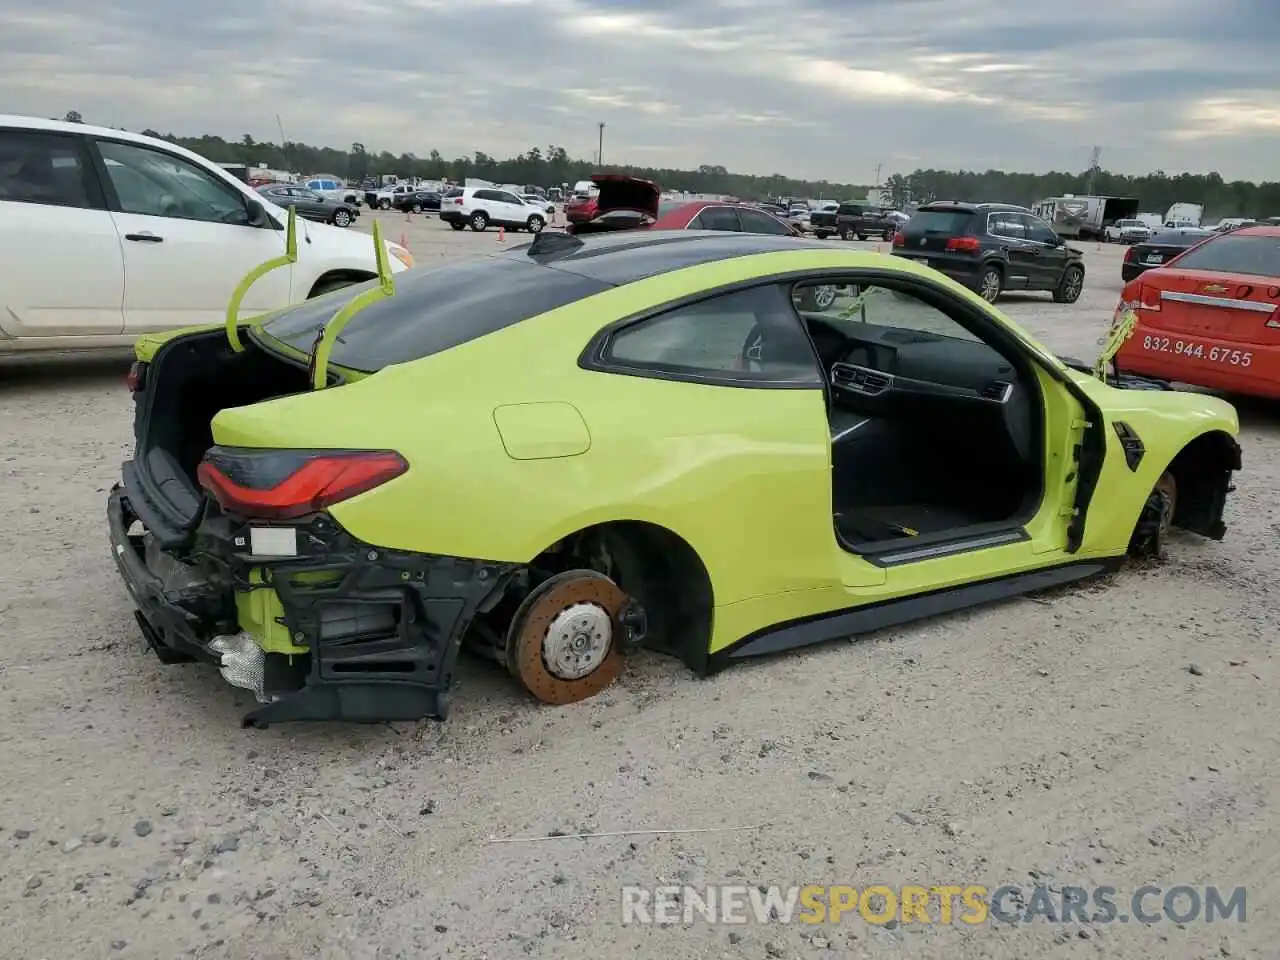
[523,514,718,674]
[1147,428,1240,539]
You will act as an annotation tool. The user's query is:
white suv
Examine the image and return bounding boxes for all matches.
[0,115,413,354]
[439,187,547,233]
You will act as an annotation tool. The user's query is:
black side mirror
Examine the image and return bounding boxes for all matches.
[245,198,270,228]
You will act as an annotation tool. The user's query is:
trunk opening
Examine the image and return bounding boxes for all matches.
[130,330,312,539]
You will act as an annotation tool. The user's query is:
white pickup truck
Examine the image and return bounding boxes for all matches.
[364,183,417,210]
[1103,219,1153,244]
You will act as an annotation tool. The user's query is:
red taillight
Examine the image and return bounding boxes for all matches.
[1123,246,1136,262]
[1137,283,1162,311]
[892,231,905,247]
[453,197,464,205]
[197,450,408,520]
[126,360,148,393]
[945,235,980,253]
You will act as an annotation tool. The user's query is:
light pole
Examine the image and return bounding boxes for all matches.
[597,122,606,166]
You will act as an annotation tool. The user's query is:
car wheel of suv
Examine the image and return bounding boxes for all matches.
[449,220,466,231]
[978,265,1003,303]
[409,202,422,214]
[331,209,352,228]
[378,198,391,210]
[1053,265,1085,304]
[470,211,489,231]
[882,229,894,241]
[838,227,851,241]
[799,284,839,311]
[526,215,545,233]
[856,232,867,241]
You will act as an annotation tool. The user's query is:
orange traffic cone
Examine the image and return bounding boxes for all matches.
[405,208,412,222]
[497,226,505,242]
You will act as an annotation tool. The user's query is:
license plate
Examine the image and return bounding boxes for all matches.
[1144,254,1163,264]
[249,527,298,557]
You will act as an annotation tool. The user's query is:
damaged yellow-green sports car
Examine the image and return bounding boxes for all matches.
[108,218,1241,726]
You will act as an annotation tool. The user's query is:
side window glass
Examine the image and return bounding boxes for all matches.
[738,209,792,235]
[96,140,252,225]
[991,215,1025,240]
[474,190,496,202]
[498,191,523,205]
[1022,215,1057,244]
[695,207,740,231]
[604,285,821,384]
[0,130,95,208]
[793,281,984,344]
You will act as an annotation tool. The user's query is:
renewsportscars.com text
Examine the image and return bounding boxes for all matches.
[621,883,1247,926]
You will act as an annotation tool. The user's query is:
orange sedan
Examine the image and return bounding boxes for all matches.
[1113,226,1280,399]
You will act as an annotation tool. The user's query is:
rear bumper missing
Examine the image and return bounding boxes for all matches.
[107,485,518,726]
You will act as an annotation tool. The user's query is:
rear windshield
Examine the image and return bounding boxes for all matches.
[1168,234,1280,276]
[1149,230,1212,247]
[907,211,973,233]
[260,256,611,372]
[443,187,462,198]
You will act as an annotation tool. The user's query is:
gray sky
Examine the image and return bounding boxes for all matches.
[5,0,1278,182]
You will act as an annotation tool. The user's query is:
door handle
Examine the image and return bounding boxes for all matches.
[125,232,163,243]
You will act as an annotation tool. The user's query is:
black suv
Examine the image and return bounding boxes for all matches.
[892,202,1085,304]
[835,203,898,241]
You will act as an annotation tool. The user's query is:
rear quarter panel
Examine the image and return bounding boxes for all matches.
[215,256,855,607]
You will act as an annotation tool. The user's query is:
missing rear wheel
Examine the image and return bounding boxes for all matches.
[504,570,630,705]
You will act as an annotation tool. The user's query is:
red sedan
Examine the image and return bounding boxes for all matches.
[568,174,801,238]
[1113,226,1280,399]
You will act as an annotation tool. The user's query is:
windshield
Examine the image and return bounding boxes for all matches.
[1170,234,1280,277]
[260,256,612,373]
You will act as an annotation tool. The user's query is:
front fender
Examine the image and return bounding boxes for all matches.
[1075,381,1240,554]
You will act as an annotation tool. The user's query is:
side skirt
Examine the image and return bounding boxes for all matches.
[705,556,1125,672]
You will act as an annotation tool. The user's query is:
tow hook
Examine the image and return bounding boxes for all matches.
[617,600,648,654]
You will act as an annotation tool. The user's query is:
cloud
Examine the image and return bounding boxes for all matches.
[1,0,1277,182]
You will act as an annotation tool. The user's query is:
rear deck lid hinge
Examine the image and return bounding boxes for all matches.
[225,205,299,353]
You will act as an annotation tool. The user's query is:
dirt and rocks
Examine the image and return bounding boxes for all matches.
[1,217,1277,959]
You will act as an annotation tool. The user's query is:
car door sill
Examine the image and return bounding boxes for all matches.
[707,555,1123,669]
[837,520,1031,567]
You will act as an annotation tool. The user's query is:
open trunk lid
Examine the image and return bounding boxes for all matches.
[591,174,659,219]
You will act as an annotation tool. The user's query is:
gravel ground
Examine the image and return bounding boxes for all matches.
[2,213,1277,960]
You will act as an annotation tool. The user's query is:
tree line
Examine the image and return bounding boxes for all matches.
[56,112,1280,219]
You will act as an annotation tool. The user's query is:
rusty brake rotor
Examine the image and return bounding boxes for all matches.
[505,570,629,705]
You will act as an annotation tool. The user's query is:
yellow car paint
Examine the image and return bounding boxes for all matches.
[186,245,1238,663]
